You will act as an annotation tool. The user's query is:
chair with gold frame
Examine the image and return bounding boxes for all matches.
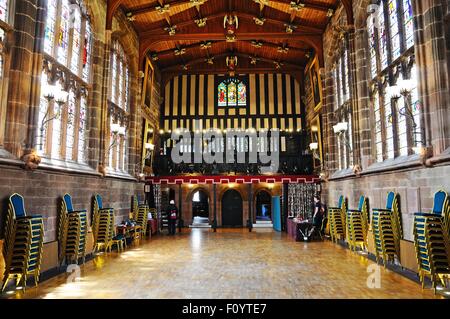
[1,194,45,292]
[413,190,450,293]
[327,196,347,243]
[346,196,369,251]
[92,194,114,252]
[58,194,88,265]
[371,192,401,266]
[136,204,149,239]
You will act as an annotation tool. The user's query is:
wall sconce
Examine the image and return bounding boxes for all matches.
[309,142,322,162]
[333,121,352,152]
[386,79,425,154]
[109,123,126,152]
[38,86,68,151]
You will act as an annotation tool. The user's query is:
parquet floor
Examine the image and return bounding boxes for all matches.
[3,229,444,299]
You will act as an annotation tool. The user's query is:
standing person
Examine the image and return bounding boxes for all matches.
[167,200,178,235]
[308,194,324,238]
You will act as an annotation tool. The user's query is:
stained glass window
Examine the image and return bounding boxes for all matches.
[0,0,8,22]
[368,17,378,79]
[403,0,414,49]
[378,3,388,70]
[38,0,92,164]
[70,5,82,74]
[216,77,248,107]
[57,0,70,65]
[373,91,383,162]
[388,0,401,61]
[44,0,58,55]
[238,81,246,106]
[78,96,87,162]
[218,82,227,106]
[82,21,92,82]
[368,0,421,161]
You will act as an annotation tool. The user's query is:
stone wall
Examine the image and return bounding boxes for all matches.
[306,0,450,242]
[0,0,160,244]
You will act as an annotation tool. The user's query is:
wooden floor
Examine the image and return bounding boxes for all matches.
[2,229,444,299]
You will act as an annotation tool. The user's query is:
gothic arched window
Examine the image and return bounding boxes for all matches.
[332,40,353,170]
[368,0,421,162]
[108,40,130,172]
[38,0,92,163]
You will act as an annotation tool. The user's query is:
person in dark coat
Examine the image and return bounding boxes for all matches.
[308,194,324,238]
[167,200,178,235]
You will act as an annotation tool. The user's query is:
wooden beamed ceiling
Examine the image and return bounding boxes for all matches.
[107,0,351,74]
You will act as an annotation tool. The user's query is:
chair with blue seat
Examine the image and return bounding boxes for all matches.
[413,190,450,293]
[58,194,88,265]
[92,194,115,252]
[346,196,368,252]
[2,193,44,292]
[371,192,401,266]
[327,196,347,243]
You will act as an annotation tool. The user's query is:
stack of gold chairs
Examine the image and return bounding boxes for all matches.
[328,196,347,243]
[413,190,450,293]
[346,196,368,251]
[371,192,401,266]
[107,212,126,252]
[1,194,44,292]
[58,194,87,265]
[93,194,114,252]
[136,204,149,239]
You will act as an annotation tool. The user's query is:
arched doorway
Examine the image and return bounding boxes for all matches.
[255,190,272,221]
[221,189,243,227]
[192,189,209,219]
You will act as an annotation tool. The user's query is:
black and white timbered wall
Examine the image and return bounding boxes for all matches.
[161,74,305,132]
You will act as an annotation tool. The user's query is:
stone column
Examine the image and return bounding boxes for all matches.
[4,0,40,158]
[87,38,105,170]
[414,0,450,154]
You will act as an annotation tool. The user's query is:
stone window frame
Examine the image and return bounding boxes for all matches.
[37,0,93,164]
[332,36,354,171]
[0,0,14,148]
[107,39,130,173]
[367,0,423,163]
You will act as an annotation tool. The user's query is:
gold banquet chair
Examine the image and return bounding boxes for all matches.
[413,190,450,293]
[2,194,44,292]
[92,194,114,252]
[371,192,401,266]
[136,204,149,239]
[346,196,368,252]
[327,196,347,243]
[58,194,88,265]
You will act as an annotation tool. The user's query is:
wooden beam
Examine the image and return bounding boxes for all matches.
[341,0,354,25]
[268,0,335,13]
[106,0,123,30]
[128,0,206,16]
[139,9,323,36]
[139,32,323,68]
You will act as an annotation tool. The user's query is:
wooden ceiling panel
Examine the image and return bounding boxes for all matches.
[121,0,340,74]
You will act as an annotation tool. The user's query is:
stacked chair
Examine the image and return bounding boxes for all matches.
[346,196,369,251]
[135,204,149,239]
[371,192,401,266]
[58,194,87,265]
[107,212,126,252]
[92,194,114,252]
[1,194,45,292]
[413,190,450,293]
[327,196,347,243]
